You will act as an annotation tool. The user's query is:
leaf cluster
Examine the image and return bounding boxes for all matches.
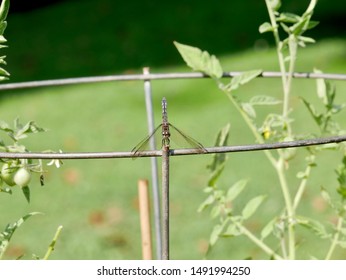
[0,213,62,260]
[0,212,40,259]
[302,69,346,135]
[0,0,9,81]
[0,118,62,202]
[199,125,267,252]
[174,0,346,260]
[259,0,318,50]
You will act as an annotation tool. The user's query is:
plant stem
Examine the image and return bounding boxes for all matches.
[277,158,295,259]
[224,91,277,168]
[233,219,283,260]
[264,0,294,137]
[0,241,8,259]
[293,157,315,210]
[220,77,297,259]
[325,216,343,260]
[264,0,303,259]
[225,89,296,259]
[43,225,63,260]
[280,236,288,259]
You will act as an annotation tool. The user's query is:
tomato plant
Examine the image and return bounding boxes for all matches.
[0,118,62,202]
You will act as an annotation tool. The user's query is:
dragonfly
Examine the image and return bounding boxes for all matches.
[131,97,207,157]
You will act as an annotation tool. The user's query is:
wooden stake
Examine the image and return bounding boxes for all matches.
[138,179,153,260]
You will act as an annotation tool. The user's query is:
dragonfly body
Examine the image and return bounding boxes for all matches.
[161,97,170,148]
[132,97,207,156]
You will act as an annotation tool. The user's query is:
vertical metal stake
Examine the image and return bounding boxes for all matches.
[161,145,170,260]
[142,67,162,260]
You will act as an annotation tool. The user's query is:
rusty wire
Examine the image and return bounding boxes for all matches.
[0,134,345,160]
[0,71,345,91]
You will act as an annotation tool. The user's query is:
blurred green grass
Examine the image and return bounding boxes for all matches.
[5,0,346,82]
[0,38,345,259]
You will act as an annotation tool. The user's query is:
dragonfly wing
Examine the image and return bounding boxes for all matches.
[131,124,162,157]
[169,123,207,153]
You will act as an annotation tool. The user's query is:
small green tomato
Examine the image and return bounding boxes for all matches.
[1,163,17,186]
[13,167,31,187]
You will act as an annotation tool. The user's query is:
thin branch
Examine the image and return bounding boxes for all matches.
[0,135,345,159]
[0,71,345,91]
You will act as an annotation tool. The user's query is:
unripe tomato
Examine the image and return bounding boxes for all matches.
[1,163,17,186]
[14,167,31,187]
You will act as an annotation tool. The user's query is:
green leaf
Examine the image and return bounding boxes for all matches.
[261,218,276,240]
[0,21,7,35]
[0,120,11,132]
[249,95,282,106]
[301,98,323,126]
[0,75,8,82]
[0,0,10,23]
[0,55,7,65]
[280,23,291,34]
[320,187,332,207]
[15,121,46,138]
[336,241,346,249]
[0,66,9,77]
[296,216,330,239]
[207,124,230,186]
[210,204,222,219]
[207,162,225,187]
[174,41,223,79]
[209,219,229,247]
[262,113,291,129]
[208,54,223,79]
[337,186,346,200]
[307,20,319,30]
[22,186,30,203]
[216,123,230,147]
[224,70,262,92]
[314,70,342,116]
[289,15,311,36]
[207,123,230,172]
[226,179,248,203]
[203,187,214,193]
[259,22,273,33]
[296,171,308,179]
[209,225,222,247]
[222,223,242,237]
[276,12,300,23]
[198,195,215,212]
[298,36,315,44]
[0,212,41,259]
[241,103,256,118]
[241,195,266,220]
[335,156,346,200]
[315,69,328,105]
